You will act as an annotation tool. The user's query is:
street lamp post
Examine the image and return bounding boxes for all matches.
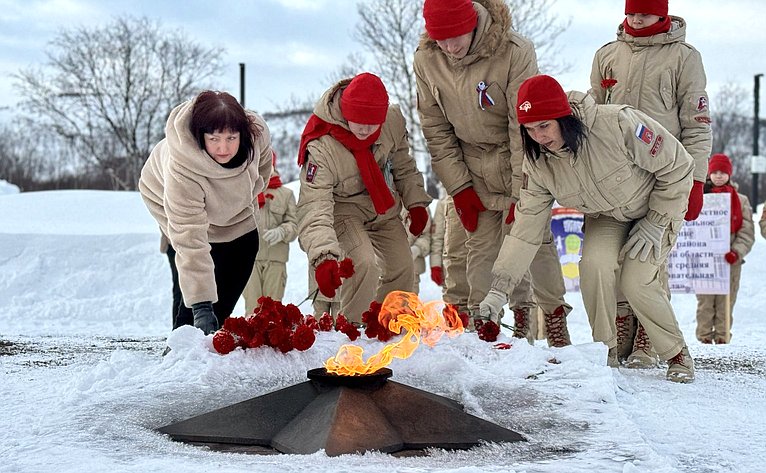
[239,63,246,107]
[753,73,764,212]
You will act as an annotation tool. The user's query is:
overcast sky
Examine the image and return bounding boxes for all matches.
[1,0,765,121]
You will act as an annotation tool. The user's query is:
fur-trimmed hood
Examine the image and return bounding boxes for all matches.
[418,0,512,62]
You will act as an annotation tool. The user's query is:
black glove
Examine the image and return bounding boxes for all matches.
[191,301,218,335]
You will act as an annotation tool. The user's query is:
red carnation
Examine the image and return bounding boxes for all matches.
[223,316,253,340]
[277,336,294,353]
[292,324,316,351]
[338,258,355,279]
[362,301,395,341]
[246,331,265,349]
[267,326,291,348]
[318,313,334,331]
[339,322,361,341]
[284,303,303,325]
[303,315,319,331]
[601,78,617,89]
[477,320,500,342]
[213,330,237,354]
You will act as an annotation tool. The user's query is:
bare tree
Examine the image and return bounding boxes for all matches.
[354,0,571,196]
[508,0,572,76]
[14,16,224,190]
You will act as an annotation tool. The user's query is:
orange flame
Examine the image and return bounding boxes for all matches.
[324,291,464,375]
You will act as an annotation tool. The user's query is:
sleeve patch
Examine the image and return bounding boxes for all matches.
[649,135,664,157]
[694,95,708,112]
[306,162,318,183]
[635,123,654,145]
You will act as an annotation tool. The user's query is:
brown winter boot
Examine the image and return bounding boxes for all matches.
[544,305,571,348]
[625,323,659,368]
[615,311,638,361]
[666,346,695,383]
[607,346,619,368]
[511,307,530,339]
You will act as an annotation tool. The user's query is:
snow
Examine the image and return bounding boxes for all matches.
[1,188,765,473]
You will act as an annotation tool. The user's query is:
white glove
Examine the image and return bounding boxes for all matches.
[479,288,506,324]
[262,227,285,246]
[410,245,421,258]
[622,218,665,263]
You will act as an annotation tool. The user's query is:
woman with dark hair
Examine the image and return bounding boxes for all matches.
[480,75,696,382]
[140,90,273,334]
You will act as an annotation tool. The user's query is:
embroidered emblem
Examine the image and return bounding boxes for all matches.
[694,115,712,124]
[519,100,532,112]
[476,81,495,110]
[695,96,708,112]
[306,162,318,183]
[635,123,654,145]
[650,135,664,157]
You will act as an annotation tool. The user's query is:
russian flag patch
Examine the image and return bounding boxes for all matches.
[635,123,654,145]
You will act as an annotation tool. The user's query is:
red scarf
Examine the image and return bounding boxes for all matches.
[622,16,671,38]
[268,175,282,189]
[257,175,282,208]
[298,114,394,215]
[710,184,743,234]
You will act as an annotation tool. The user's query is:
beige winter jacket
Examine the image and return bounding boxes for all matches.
[429,197,447,269]
[730,192,755,262]
[256,184,298,263]
[414,0,538,209]
[297,79,432,268]
[490,92,694,292]
[139,99,273,306]
[590,16,712,182]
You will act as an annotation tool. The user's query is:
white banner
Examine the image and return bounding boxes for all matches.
[667,193,731,295]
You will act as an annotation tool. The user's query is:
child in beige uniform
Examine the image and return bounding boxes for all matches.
[695,154,754,344]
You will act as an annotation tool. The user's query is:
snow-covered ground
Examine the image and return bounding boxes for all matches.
[1,188,765,473]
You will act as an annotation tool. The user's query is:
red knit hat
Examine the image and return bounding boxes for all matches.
[625,0,668,16]
[340,73,389,125]
[709,153,733,176]
[516,75,572,125]
[423,0,478,41]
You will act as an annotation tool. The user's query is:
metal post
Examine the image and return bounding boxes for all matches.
[239,63,246,107]
[753,74,763,212]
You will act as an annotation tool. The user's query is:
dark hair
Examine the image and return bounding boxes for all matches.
[189,91,261,165]
[520,111,586,162]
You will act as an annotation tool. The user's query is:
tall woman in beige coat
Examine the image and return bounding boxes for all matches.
[480,75,695,383]
[139,91,273,334]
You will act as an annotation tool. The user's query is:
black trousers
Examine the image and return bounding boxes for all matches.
[167,229,259,329]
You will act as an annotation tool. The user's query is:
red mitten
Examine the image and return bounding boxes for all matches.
[315,259,342,298]
[430,266,444,286]
[504,201,516,225]
[684,181,704,221]
[724,250,739,265]
[452,187,486,232]
[408,206,429,236]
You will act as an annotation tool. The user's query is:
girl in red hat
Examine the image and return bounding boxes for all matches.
[296,73,432,324]
[589,0,712,368]
[481,74,696,382]
[695,154,755,344]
